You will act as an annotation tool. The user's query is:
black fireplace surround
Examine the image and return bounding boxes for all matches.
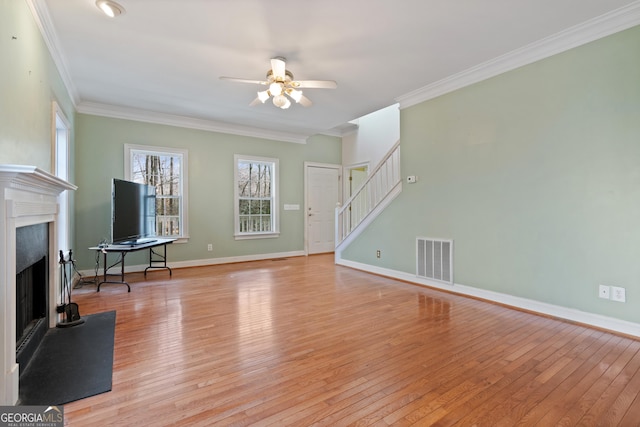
[15,223,49,369]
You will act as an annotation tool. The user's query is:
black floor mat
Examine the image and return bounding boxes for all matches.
[18,311,116,405]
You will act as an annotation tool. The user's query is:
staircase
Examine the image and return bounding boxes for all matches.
[335,140,402,256]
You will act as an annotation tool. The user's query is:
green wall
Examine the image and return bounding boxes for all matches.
[74,114,341,269]
[0,0,77,255]
[0,0,75,171]
[343,25,640,323]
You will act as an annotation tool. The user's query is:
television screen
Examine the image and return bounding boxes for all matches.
[111,179,156,244]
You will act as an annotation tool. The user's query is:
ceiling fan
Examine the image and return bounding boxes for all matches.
[220,57,337,109]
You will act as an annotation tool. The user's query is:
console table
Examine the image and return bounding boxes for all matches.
[88,238,176,292]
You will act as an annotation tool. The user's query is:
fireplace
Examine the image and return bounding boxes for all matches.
[0,165,76,405]
[15,223,50,369]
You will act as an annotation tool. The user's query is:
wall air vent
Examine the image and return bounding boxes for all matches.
[416,237,453,284]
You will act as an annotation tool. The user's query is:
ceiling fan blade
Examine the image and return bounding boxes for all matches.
[220,76,267,85]
[249,97,263,107]
[298,95,312,107]
[271,57,286,80]
[292,80,337,89]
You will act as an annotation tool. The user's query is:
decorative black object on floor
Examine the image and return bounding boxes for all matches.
[57,249,85,328]
[18,311,116,405]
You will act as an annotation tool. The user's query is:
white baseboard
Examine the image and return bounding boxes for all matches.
[78,250,306,277]
[336,258,640,338]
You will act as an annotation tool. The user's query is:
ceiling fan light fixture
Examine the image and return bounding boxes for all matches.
[269,82,283,97]
[272,94,289,109]
[288,89,303,103]
[96,0,125,17]
[221,57,336,110]
[257,90,270,103]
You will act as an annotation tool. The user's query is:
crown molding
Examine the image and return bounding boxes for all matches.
[26,0,80,107]
[396,1,640,109]
[76,102,312,144]
[29,0,639,140]
[26,0,314,144]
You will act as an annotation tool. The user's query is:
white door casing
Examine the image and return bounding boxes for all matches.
[344,163,369,231]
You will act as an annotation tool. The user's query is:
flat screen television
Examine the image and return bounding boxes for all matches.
[111,178,157,245]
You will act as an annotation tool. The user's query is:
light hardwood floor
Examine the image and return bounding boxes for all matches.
[64,254,640,426]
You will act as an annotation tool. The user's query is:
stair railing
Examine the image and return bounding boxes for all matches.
[336,140,401,248]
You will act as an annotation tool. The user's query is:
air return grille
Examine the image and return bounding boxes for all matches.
[416,238,453,284]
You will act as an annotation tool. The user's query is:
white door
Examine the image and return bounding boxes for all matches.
[306,164,341,254]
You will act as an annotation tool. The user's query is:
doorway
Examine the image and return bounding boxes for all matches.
[344,162,369,232]
[305,163,341,254]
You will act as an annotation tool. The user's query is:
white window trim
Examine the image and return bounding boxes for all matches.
[234,154,279,240]
[52,101,71,255]
[124,143,189,242]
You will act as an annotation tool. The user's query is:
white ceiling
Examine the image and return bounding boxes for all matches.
[32,0,639,142]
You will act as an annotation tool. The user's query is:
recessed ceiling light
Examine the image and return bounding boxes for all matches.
[96,0,125,18]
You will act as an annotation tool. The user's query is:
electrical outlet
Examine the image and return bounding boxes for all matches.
[376,250,381,258]
[599,285,610,299]
[207,244,213,252]
[611,286,626,303]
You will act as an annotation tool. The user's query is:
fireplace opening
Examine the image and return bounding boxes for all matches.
[15,224,49,369]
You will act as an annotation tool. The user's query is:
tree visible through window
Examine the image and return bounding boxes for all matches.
[125,144,188,239]
[235,155,279,238]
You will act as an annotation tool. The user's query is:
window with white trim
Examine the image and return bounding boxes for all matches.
[234,155,279,239]
[53,102,71,253]
[125,144,189,240]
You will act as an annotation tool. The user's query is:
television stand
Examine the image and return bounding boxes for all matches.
[89,238,176,292]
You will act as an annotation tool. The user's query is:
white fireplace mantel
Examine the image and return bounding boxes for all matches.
[0,165,77,405]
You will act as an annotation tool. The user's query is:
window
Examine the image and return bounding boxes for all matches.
[234,155,279,239]
[125,144,189,241]
[52,102,71,254]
